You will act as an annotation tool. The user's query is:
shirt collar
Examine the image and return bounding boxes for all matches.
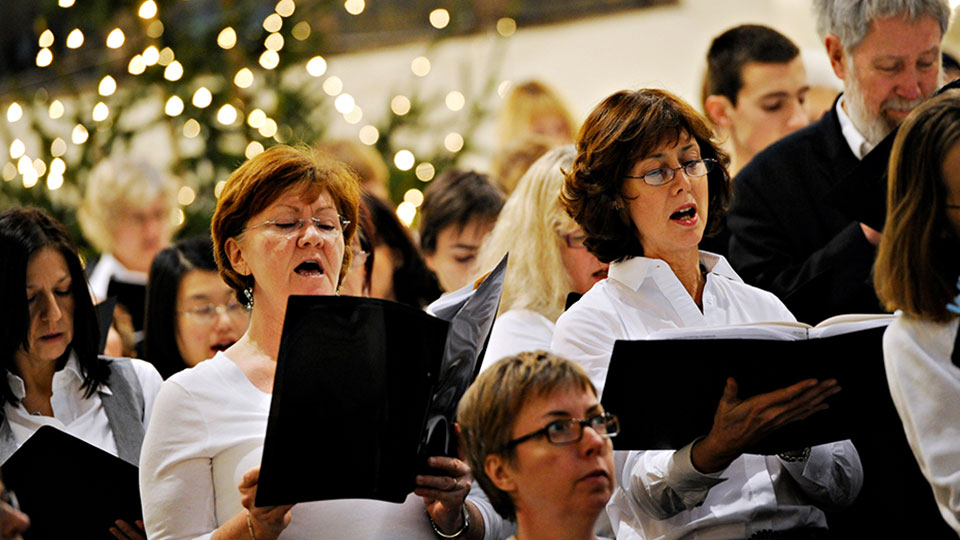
[4,351,110,400]
[95,254,148,286]
[836,95,873,160]
[608,252,741,292]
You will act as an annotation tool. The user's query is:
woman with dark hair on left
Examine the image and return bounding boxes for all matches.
[144,237,250,379]
[0,206,162,539]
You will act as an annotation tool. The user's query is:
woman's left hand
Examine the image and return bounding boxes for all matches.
[415,456,472,534]
[108,519,146,540]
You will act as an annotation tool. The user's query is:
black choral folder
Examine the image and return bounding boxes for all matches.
[600,325,889,455]
[1,425,142,540]
[256,255,505,507]
[95,297,117,354]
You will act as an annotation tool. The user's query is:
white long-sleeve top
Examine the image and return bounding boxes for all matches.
[480,309,556,372]
[139,352,438,540]
[883,313,960,534]
[552,253,863,540]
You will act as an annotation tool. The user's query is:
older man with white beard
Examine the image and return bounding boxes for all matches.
[726,0,950,327]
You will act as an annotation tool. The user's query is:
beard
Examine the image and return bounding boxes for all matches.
[844,59,931,147]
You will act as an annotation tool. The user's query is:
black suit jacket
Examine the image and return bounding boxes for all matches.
[726,98,883,324]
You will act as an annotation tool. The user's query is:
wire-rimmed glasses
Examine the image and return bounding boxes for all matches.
[180,301,251,324]
[243,215,350,241]
[624,158,717,187]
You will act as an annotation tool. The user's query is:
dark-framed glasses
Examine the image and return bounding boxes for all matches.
[180,301,251,324]
[625,158,717,187]
[243,215,350,240]
[503,412,619,450]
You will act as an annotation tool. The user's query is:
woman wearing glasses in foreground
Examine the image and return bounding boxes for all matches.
[140,145,476,540]
[552,89,862,539]
[458,351,618,540]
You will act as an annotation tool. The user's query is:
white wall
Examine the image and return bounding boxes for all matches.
[318,0,958,172]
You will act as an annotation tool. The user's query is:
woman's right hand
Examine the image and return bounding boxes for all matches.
[238,467,294,540]
[691,377,840,473]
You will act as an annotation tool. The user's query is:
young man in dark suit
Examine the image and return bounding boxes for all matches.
[727,0,951,325]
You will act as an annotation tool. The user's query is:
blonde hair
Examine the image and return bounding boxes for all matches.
[496,81,576,150]
[475,145,578,322]
[78,157,178,254]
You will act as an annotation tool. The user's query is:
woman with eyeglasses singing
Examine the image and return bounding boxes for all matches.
[139,145,478,540]
[144,236,250,379]
[458,351,617,540]
[552,89,862,539]
[474,145,608,371]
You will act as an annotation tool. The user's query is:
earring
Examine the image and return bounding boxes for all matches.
[243,287,254,309]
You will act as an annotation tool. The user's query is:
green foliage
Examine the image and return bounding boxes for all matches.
[0,0,503,255]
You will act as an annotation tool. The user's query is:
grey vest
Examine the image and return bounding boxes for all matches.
[0,357,146,466]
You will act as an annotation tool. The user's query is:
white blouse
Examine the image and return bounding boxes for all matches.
[883,313,960,534]
[140,352,438,540]
[552,253,862,540]
[3,353,161,463]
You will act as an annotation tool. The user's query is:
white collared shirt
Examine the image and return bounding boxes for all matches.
[3,352,162,463]
[835,96,873,160]
[551,253,862,540]
[87,253,148,301]
[552,252,795,396]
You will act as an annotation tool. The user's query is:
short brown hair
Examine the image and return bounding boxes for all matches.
[418,169,504,255]
[211,145,361,301]
[456,351,596,520]
[701,24,800,110]
[874,90,960,322]
[561,89,731,263]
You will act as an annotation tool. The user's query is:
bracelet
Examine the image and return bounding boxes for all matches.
[428,504,469,539]
[246,511,259,540]
[778,447,811,462]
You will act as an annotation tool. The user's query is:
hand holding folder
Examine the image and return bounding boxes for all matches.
[255,256,506,507]
[600,321,892,455]
[690,377,840,472]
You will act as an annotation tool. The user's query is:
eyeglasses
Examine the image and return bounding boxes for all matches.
[503,412,619,451]
[243,215,350,241]
[624,158,717,187]
[180,301,251,324]
[564,233,586,249]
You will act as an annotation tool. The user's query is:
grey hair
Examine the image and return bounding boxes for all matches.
[77,157,179,254]
[813,0,951,51]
